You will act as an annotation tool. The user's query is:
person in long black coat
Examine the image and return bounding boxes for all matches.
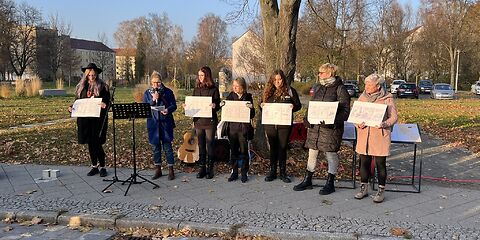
[190,66,221,179]
[293,63,350,195]
[68,63,110,177]
[261,69,302,183]
[222,77,255,183]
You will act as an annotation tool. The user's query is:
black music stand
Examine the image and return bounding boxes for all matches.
[108,103,159,196]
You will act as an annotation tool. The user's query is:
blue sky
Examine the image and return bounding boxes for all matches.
[15,0,419,48]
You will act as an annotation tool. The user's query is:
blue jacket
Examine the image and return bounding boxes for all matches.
[143,84,177,144]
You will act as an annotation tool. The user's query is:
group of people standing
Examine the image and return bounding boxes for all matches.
[70,62,397,203]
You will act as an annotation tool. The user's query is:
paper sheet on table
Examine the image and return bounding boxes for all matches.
[307,101,339,124]
[261,103,292,126]
[347,101,387,127]
[221,100,250,123]
[71,97,102,118]
[185,96,212,118]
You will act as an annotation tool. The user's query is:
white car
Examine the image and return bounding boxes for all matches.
[390,80,406,94]
[471,81,480,95]
[431,83,455,100]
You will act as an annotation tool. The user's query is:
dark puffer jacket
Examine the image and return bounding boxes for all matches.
[304,77,351,152]
[193,86,221,129]
[225,91,255,140]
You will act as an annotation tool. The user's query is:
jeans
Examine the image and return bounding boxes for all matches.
[151,141,174,166]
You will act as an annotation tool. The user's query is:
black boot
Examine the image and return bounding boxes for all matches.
[264,160,277,182]
[228,158,239,182]
[197,156,207,178]
[279,160,291,183]
[240,157,249,183]
[319,173,335,195]
[293,170,313,191]
[206,158,214,179]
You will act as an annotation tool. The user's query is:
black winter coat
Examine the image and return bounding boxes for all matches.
[262,87,302,130]
[76,81,110,145]
[304,77,350,152]
[225,91,255,140]
[193,86,221,129]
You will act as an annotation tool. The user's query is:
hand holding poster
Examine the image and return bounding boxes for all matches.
[71,97,102,118]
[347,101,387,127]
[261,103,292,125]
[307,101,339,124]
[185,96,212,118]
[221,100,250,123]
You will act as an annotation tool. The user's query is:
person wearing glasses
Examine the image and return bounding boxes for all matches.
[293,63,350,195]
[68,63,110,177]
[143,71,177,180]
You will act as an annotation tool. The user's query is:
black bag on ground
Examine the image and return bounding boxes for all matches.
[213,138,230,163]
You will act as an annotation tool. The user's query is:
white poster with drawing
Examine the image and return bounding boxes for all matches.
[347,101,387,127]
[391,123,422,143]
[261,103,292,126]
[71,97,102,118]
[185,96,212,118]
[307,101,339,124]
[221,100,250,123]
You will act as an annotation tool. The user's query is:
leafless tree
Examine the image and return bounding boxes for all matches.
[0,0,15,81]
[8,2,42,78]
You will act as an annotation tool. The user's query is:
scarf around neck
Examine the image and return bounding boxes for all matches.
[318,77,336,87]
[364,88,387,103]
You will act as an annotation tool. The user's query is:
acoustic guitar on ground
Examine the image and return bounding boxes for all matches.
[178,128,199,163]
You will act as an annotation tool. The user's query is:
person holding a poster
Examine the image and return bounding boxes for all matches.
[68,63,110,177]
[143,71,177,180]
[222,77,255,183]
[261,69,302,183]
[191,66,221,179]
[293,63,350,195]
[354,73,397,203]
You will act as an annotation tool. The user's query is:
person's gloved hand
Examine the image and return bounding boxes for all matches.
[219,100,226,107]
[246,102,253,108]
[303,118,313,128]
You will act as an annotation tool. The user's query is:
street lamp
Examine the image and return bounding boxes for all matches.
[455,49,460,93]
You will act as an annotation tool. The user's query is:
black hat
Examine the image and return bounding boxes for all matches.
[81,63,103,74]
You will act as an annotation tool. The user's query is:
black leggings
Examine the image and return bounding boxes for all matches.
[265,126,291,173]
[359,154,387,186]
[88,142,105,167]
[196,127,215,165]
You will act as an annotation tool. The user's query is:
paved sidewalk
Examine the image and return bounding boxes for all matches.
[1,162,479,240]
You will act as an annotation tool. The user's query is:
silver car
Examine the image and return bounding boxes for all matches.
[431,83,455,100]
[390,80,406,94]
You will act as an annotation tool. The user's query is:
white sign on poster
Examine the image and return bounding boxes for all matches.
[307,101,339,124]
[391,123,422,143]
[261,103,292,126]
[185,96,212,118]
[221,100,251,123]
[71,97,102,118]
[347,101,387,127]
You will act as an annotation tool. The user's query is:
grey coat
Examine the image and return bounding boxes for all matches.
[304,77,351,152]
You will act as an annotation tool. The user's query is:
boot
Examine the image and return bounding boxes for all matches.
[279,160,291,183]
[319,173,335,195]
[293,170,313,191]
[168,166,175,180]
[240,164,248,183]
[373,185,385,203]
[228,159,239,182]
[152,165,163,180]
[355,183,369,199]
[264,160,277,182]
[206,159,214,179]
[197,165,206,179]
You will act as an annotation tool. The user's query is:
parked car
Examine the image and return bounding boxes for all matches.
[344,80,358,86]
[431,83,455,100]
[418,79,433,94]
[396,83,419,99]
[390,79,406,94]
[344,83,359,97]
[471,81,480,95]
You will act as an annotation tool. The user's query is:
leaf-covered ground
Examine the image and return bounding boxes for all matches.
[1,89,478,180]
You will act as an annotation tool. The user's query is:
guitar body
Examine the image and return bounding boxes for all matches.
[178,130,199,163]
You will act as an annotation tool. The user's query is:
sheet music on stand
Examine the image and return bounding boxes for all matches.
[112,103,152,120]
[384,123,423,193]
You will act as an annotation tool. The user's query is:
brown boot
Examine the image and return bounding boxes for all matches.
[168,166,175,180]
[152,165,162,180]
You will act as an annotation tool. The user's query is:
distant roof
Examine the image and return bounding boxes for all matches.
[70,38,114,53]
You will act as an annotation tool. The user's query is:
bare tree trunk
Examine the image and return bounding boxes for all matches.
[253,0,301,158]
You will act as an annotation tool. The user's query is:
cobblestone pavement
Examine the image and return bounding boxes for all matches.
[0,221,115,240]
[1,159,480,239]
